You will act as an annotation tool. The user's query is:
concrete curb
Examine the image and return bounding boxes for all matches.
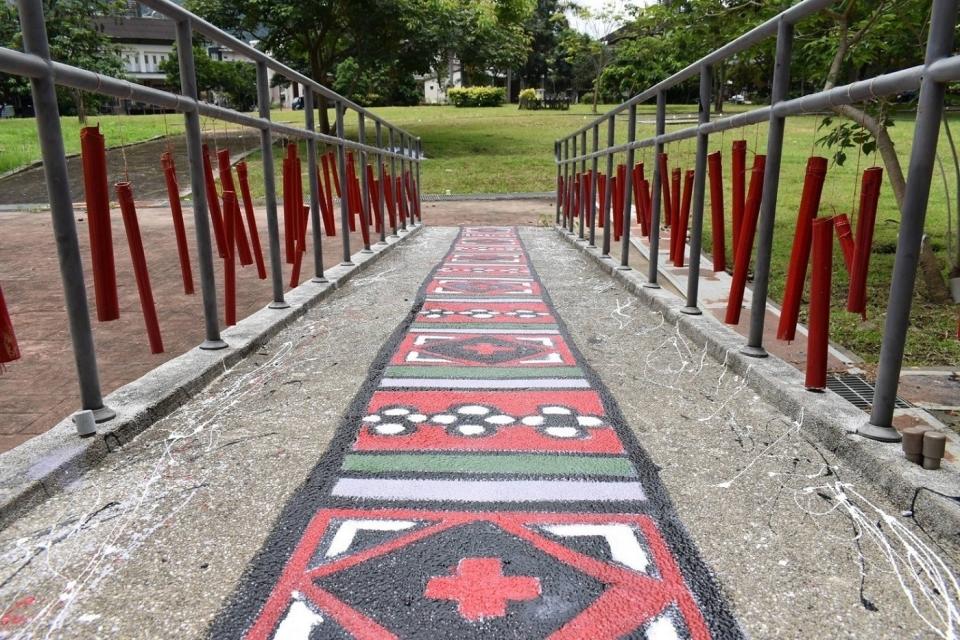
[0,224,424,532]
[554,227,960,544]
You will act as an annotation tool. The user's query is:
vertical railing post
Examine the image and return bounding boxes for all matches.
[555,140,562,225]
[589,124,599,248]
[358,113,373,253]
[255,60,288,309]
[601,115,614,258]
[682,65,711,315]
[415,137,423,226]
[397,133,407,231]
[376,121,387,244]
[569,134,578,233]
[862,0,958,442]
[579,130,587,240]
[618,104,637,270]
[335,102,353,264]
[304,89,326,282]
[389,128,400,236]
[562,138,570,231]
[644,92,666,289]
[743,17,793,357]
[16,0,116,421]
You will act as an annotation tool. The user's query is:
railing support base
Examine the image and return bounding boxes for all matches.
[267,302,290,311]
[680,306,702,316]
[341,261,356,267]
[615,265,632,272]
[200,339,229,350]
[91,405,116,423]
[740,345,768,359]
[642,282,661,290]
[311,276,329,284]
[857,422,903,443]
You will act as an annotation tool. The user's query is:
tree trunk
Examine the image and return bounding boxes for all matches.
[713,63,726,114]
[75,89,87,124]
[592,71,600,114]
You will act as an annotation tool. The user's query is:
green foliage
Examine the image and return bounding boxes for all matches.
[518,87,538,109]
[161,45,258,111]
[332,57,420,107]
[447,86,505,108]
[817,113,894,167]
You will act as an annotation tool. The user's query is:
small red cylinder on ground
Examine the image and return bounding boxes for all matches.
[731,140,747,263]
[0,284,21,364]
[115,182,163,354]
[222,190,237,326]
[806,217,834,391]
[161,152,194,294]
[80,126,119,321]
[707,151,726,272]
[236,161,268,278]
[833,214,855,275]
[848,167,883,316]
[674,169,694,267]
[777,156,829,342]
[724,154,766,325]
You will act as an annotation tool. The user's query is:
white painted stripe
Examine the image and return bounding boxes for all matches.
[425,298,542,303]
[540,524,650,572]
[433,276,533,282]
[646,616,682,640]
[379,378,591,389]
[326,520,416,557]
[272,594,323,639]
[332,478,646,502]
[409,328,560,335]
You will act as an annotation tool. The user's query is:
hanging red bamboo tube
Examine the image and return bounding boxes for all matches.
[731,140,747,262]
[289,204,308,288]
[216,149,254,267]
[0,284,20,365]
[282,156,294,263]
[579,173,588,228]
[395,175,409,224]
[584,171,594,228]
[833,214,855,274]
[321,153,336,219]
[707,151,726,272]
[160,152,194,294]
[345,153,358,232]
[806,217,834,391]
[315,166,336,237]
[617,164,627,238]
[596,173,607,228]
[201,145,227,259]
[724,154,767,325]
[328,151,341,198]
[357,170,371,247]
[80,126,119,321]
[366,164,382,234]
[222,190,237,326]
[658,153,673,230]
[640,179,653,237]
[669,168,682,260]
[674,169,694,267]
[384,172,397,230]
[571,173,580,226]
[612,175,623,242]
[236,161,267,279]
[557,175,563,212]
[115,182,163,354]
[777,156,828,342]
[848,167,884,317]
[632,163,646,226]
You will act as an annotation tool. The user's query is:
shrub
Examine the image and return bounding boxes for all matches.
[447,86,505,107]
[580,92,594,105]
[518,88,539,110]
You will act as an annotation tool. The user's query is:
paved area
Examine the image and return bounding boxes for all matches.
[0,198,550,453]
[0,226,958,639]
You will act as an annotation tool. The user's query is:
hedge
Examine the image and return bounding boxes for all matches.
[447,86,505,107]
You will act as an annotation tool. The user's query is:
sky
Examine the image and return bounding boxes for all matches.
[568,0,653,36]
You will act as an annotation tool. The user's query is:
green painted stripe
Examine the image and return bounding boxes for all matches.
[411,323,558,331]
[384,366,584,379]
[341,453,637,477]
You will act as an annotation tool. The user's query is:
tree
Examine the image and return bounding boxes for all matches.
[519,0,573,92]
[0,0,125,120]
[161,44,258,111]
[561,2,622,113]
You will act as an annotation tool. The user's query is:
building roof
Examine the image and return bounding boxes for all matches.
[95,16,176,44]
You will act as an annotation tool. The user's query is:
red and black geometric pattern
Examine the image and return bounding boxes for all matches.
[214,228,742,639]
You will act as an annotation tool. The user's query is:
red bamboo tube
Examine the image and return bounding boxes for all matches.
[321,153,336,219]
[596,173,607,228]
[724,154,767,325]
[345,153,358,232]
[731,140,747,262]
[833,214,855,275]
[396,175,409,224]
[115,182,163,353]
[617,164,627,238]
[222,190,237,326]
[80,126,119,321]
[848,167,884,316]
[612,175,623,242]
[236,161,268,279]
[777,156,829,342]
[201,145,227,259]
[658,153,673,230]
[289,204,308,288]
[366,164,382,234]
[0,284,20,364]
[358,169,371,246]
[161,152,194,294]
[632,163,646,228]
[806,217,834,390]
[384,172,397,230]
[216,149,253,267]
[282,157,294,263]
[670,168,682,260]
[557,175,563,211]
[675,169,694,267]
[584,171,594,228]
[641,179,653,237]
[315,166,336,237]
[328,151,341,198]
[707,151,726,272]
[579,173,588,228]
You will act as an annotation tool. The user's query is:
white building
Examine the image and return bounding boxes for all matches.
[419,54,462,105]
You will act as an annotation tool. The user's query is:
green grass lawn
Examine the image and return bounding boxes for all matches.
[2,103,958,367]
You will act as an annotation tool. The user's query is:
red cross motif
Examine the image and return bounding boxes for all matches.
[425,557,541,622]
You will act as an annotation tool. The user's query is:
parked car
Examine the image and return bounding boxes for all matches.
[730,94,747,104]
[292,96,304,110]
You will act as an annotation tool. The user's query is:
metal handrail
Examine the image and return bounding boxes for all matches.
[554,0,960,444]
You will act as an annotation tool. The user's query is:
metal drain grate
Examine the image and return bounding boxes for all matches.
[826,373,912,412]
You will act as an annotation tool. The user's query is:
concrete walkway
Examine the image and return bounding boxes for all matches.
[0,226,958,639]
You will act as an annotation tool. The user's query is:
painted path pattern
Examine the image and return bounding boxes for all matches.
[214,227,742,639]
